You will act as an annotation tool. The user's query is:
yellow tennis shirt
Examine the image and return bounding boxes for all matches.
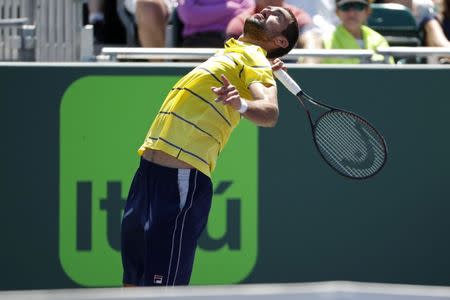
[138,38,276,177]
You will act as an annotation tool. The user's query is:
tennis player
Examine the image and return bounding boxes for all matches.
[121,6,299,286]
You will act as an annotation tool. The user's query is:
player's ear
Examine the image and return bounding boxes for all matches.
[274,35,289,49]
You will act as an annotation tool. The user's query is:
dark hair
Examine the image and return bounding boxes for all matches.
[266,8,299,59]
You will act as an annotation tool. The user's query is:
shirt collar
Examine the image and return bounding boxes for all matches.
[225,38,268,57]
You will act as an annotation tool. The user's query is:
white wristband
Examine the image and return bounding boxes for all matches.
[238,98,248,114]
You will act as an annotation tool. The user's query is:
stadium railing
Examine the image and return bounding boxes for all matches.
[98,48,376,63]
[377,47,450,64]
[34,0,93,61]
[0,0,94,62]
[98,47,450,64]
[0,0,35,61]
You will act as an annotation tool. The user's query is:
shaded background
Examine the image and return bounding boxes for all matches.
[1,64,449,290]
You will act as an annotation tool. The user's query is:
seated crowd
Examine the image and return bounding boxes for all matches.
[86,0,450,63]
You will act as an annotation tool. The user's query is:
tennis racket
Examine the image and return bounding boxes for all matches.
[274,69,387,179]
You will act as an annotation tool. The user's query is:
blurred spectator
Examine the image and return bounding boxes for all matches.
[88,0,106,43]
[177,0,253,48]
[376,0,450,46]
[88,0,105,24]
[124,0,177,47]
[85,0,126,46]
[437,0,450,39]
[413,0,450,46]
[284,0,340,35]
[226,0,320,62]
[321,0,394,63]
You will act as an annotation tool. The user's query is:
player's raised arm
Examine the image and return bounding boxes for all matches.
[212,74,279,127]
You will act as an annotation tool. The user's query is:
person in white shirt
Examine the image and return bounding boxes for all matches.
[285,0,340,34]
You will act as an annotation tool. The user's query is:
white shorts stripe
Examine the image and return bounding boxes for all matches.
[177,169,190,210]
[166,168,192,286]
[172,170,198,285]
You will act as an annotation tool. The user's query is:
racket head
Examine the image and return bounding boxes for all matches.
[312,110,388,179]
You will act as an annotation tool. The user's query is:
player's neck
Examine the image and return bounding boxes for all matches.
[239,35,268,50]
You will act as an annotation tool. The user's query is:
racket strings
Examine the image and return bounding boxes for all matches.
[316,135,379,178]
[314,111,386,178]
[316,122,383,177]
[317,119,384,177]
[317,115,375,158]
[339,115,385,158]
[318,122,371,160]
[318,145,364,177]
[316,132,373,178]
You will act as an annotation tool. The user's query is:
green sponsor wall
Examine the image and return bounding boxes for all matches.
[1,64,450,290]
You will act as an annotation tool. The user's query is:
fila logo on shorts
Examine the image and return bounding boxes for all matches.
[153,275,163,284]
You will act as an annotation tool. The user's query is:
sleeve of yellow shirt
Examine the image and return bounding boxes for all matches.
[241,49,276,89]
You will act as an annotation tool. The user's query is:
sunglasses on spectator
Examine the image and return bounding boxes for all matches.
[338,2,368,11]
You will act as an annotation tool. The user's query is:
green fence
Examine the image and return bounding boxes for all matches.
[1,64,450,290]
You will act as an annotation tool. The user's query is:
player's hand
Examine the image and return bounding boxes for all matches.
[270,58,287,72]
[211,75,242,111]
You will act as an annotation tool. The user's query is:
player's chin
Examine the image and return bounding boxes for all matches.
[251,12,264,21]
[245,17,264,30]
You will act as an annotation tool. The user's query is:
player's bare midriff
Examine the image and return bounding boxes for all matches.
[142,148,194,169]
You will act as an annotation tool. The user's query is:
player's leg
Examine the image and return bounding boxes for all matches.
[120,159,150,286]
[142,166,212,286]
[166,169,213,285]
[135,0,170,47]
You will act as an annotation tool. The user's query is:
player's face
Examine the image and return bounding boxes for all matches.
[244,6,292,41]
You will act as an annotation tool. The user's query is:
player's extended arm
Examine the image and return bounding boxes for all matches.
[212,75,279,127]
[243,82,279,127]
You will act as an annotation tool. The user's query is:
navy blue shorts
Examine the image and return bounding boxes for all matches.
[121,157,212,286]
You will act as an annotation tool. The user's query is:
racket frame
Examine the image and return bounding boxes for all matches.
[274,69,388,179]
[299,91,388,179]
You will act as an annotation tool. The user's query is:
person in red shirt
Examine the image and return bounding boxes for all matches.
[226,0,321,57]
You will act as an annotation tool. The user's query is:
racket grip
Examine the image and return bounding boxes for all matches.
[273,69,302,96]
